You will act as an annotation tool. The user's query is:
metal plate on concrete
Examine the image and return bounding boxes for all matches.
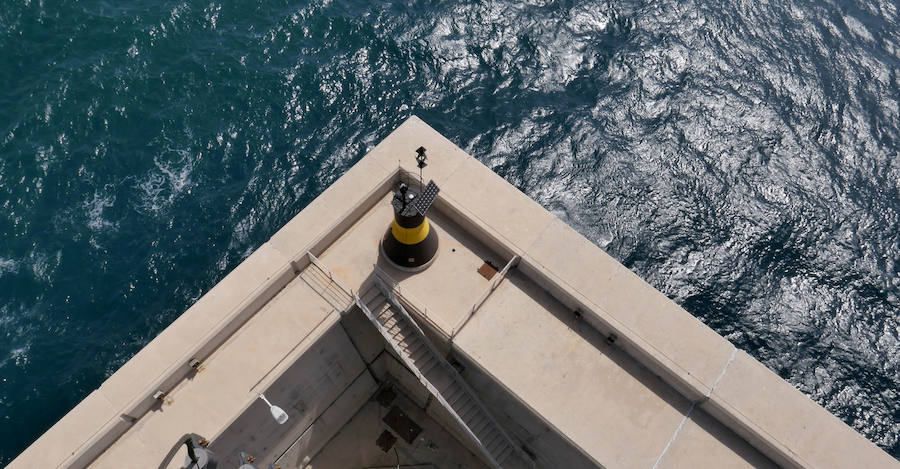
[383,406,422,444]
[477,262,497,280]
[376,386,397,408]
[376,430,397,453]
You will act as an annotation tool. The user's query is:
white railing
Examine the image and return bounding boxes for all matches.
[355,283,503,469]
[373,274,533,468]
[451,255,519,338]
[371,263,455,334]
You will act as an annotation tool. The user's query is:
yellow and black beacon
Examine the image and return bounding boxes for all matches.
[381,147,440,272]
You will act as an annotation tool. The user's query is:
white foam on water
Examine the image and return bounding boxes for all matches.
[0,258,19,276]
[843,15,874,42]
[8,347,29,367]
[169,2,189,27]
[29,252,48,281]
[26,250,62,284]
[80,189,118,249]
[138,172,167,213]
[0,302,34,371]
[138,152,195,214]
[156,153,194,195]
[84,191,117,232]
[204,3,221,30]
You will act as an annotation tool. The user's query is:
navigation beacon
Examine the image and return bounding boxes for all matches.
[381,147,440,271]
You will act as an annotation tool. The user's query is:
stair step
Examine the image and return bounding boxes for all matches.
[300,265,324,278]
[394,332,415,347]
[451,392,472,411]
[396,334,418,349]
[382,317,401,330]
[495,444,514,465]
[447,387,468,408]
[486,433,508,457]
[325,288,352,306]
[460,400,481,423]
[404,339,427,357]
[394,319,413,335]
[471,416,491,437]
[373,303,392,318]
[442,382,462,400]
[397,337,420,355]
[385,323,403,336]
[356,285,521,468]
[363,289,382,301]
[429,371,454,392]
[390,320,411,336]
[362,288,382,301]
[302,272,329,291]
[366,296,388,311]
[366,295,386,307]
[417,355,438,375]
[360,286,381,302]
[302,268,353,311]
[306,269,330,284]
[482,431,502,453]
[360,293,379,306]
[423,363,443,383]
[447,393,469,410]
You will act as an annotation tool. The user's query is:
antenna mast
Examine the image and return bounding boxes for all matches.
[415,146,427,189]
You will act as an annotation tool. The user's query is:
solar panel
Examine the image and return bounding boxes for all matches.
[415,180,440,215]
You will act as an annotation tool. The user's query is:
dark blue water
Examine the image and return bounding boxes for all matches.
[1,0,898,463]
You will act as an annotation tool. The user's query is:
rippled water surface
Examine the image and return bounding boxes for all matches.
[1,0,898,463]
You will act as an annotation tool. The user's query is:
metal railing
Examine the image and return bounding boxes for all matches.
[451,255,519,338]
[371,263,455,334]
[355,282,505,468]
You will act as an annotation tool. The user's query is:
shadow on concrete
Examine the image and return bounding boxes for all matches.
[505,270,690,412]
[492,271,776,468]
[687,406,778,468]
[206,324,369,468]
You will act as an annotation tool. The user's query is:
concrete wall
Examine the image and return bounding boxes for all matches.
[208,323,377,467]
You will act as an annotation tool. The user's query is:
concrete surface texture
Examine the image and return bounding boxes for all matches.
[9,116,899,469]
[301,389,488,469]
[317,190,775,469]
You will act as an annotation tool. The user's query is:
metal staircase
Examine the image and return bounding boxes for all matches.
[356,279,531,469]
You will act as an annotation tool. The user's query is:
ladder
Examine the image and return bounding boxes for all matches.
[355,279,531,469]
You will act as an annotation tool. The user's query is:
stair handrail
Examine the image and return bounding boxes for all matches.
[306,251,355,298]
[353,289,502,468]
[371,263,454,333]
[452,255,520,338]
[372,276,533,468]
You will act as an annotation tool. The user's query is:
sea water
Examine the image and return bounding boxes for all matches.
[1,0,898,463]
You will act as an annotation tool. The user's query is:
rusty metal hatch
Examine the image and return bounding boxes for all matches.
[375,429,397,453]
[382,405,422,444]
[477,261,498,280]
